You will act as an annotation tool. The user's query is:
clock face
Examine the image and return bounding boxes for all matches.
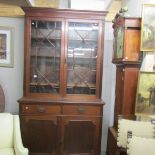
[115,27,123,58]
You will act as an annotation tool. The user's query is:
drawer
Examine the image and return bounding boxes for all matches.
[63,105,101,115]
[21,104,61,115]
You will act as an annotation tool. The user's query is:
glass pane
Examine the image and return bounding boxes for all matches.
[30,20,61,93]
[115,27,123,58]
[67,22,99,95]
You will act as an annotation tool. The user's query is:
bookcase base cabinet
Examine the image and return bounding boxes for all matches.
[19,98,104,155]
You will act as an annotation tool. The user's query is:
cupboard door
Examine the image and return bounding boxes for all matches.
[29,19,62,94]
[62,116,101,155]
[21,116,59,155]
[66,21,101,96]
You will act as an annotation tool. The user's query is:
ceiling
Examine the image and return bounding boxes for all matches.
[0,0,121,8]
[0,0,29,6]
[0,0,59,7]
[106,0,122,21]
[0,0,122,20]
[0,0,59,17]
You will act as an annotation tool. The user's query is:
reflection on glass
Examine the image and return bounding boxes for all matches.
[141,52,155,72]
[67,22,99,95]
[30,20,61,93]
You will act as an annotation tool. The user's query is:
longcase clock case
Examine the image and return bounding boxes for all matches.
[112,15,141,127]
[106,15,141,155]
[18,7,107,155]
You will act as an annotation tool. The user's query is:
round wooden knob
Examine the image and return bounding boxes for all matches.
[25,106,29,110]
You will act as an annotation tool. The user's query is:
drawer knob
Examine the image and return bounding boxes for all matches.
[77,107,85,114]
[25,106,29,110]
[37,106,46,113]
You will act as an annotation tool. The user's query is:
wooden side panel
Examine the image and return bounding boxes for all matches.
[124,29,140,61]
[106,128,127,155]
[114,66,139,127]
[122,67,139,116]
[114,67,124,127]
[106,128,117,155]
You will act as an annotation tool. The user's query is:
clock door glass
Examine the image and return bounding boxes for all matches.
[116,27,123,58]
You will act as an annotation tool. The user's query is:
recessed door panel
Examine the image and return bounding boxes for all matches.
[22,116,58,155]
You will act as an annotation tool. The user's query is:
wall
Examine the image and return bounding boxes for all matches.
[68,0,105,10]
[59,0,113,10]
[59,0,69,8]
[101,21,116,155]
[0,17,24,113]
[122,0,155,17]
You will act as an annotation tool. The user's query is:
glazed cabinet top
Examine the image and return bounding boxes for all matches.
[22,7,107,100]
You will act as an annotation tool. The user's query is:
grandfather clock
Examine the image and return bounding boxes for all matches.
[106,14,141,155]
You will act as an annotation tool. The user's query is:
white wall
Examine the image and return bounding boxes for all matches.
[122,0,155,17]
[68,0,105,10]
[59,0,113,10]
[104,0,113,9]
[101,21,116,155]
[59,0,69,8]
[0,17,24,114]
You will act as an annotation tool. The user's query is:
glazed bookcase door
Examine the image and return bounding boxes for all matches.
[29,19,62,94]
[66,21,101,96]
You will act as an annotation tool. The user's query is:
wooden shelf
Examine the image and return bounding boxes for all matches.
[67,83,96,88]
[67,56,97,59]
[29,82,59,88]
[29,82,96,89]
[31,55,60,58]
[67,68,96,72]
[31,37,61,41]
